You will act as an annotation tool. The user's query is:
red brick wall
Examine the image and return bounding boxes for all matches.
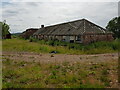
[82,33,114,44]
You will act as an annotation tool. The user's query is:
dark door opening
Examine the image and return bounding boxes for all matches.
[70,40,74,43]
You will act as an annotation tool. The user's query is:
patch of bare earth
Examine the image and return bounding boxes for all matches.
[2,51,118,63]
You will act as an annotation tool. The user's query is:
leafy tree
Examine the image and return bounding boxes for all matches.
[0,21,10,39]
[106,16,120,38]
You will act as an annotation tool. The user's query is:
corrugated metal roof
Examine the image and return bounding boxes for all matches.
[33,19,108,36]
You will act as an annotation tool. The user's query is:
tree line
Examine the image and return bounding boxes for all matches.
[0,21,11,39]
[106,16,120,39]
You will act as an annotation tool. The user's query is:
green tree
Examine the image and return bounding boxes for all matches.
[0,21,10,39]
[106,16,120,38]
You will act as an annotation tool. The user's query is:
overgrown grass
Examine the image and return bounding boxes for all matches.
[2,38,119,54]
[35,38,119,54]
[2,38,85,54]
[2,57,117,88]
[0,40,2,52]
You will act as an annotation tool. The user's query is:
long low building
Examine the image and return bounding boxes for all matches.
[33,19,114,44]
[21,28,39,39]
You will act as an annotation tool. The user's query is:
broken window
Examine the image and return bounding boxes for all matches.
[70,40,74,43]
[77,35,81,41]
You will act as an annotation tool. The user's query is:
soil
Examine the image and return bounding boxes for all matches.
[2,51,118,63]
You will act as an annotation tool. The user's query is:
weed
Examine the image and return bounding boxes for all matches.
[29,56,35,59]
[3,58,11,65]
[17,61,27,67]
[101,69,109,75]
[53,65,61,69]
[88,71,96,76]
[2,38,118,54]
[100,76,110,87]
[19,78,30,84]
[62,61,69,66]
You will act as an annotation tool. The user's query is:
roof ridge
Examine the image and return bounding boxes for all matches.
[41,19,84,29]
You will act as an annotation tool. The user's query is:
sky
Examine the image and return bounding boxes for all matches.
[0,0,119,33]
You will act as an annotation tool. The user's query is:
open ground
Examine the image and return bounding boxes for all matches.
[2,38,120,88]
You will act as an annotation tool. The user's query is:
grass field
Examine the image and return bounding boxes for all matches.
[0,40,2,52]
[2,56,118,88]
[2,38,119,88]
[2,38,84,54]
[2,38,119,54]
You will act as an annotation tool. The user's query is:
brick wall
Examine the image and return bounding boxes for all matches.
[82,33,114,44]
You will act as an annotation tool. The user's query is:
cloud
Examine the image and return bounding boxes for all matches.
[5,0,120,2]
[25,2,40,6]
[0,2,2,20]
[3,10,19,18]
[1,1,118,33]
[118,1,120,16]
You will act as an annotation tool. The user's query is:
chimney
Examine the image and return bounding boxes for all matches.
[41,25,44,28]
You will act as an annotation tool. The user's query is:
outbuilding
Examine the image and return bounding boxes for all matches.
[21,28,39,39]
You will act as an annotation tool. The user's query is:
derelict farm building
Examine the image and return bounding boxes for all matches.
[33,19,113,44]
[21,28,39,39]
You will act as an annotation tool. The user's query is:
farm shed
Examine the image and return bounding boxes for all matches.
[5,33,11,39]
[33,19,114,44]
[21,28,39,39]
[2,32,11,39]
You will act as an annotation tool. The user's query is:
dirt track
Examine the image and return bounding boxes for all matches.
[2,52,118,63]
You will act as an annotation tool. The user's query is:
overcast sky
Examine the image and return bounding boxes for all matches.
[1,0,119,33]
